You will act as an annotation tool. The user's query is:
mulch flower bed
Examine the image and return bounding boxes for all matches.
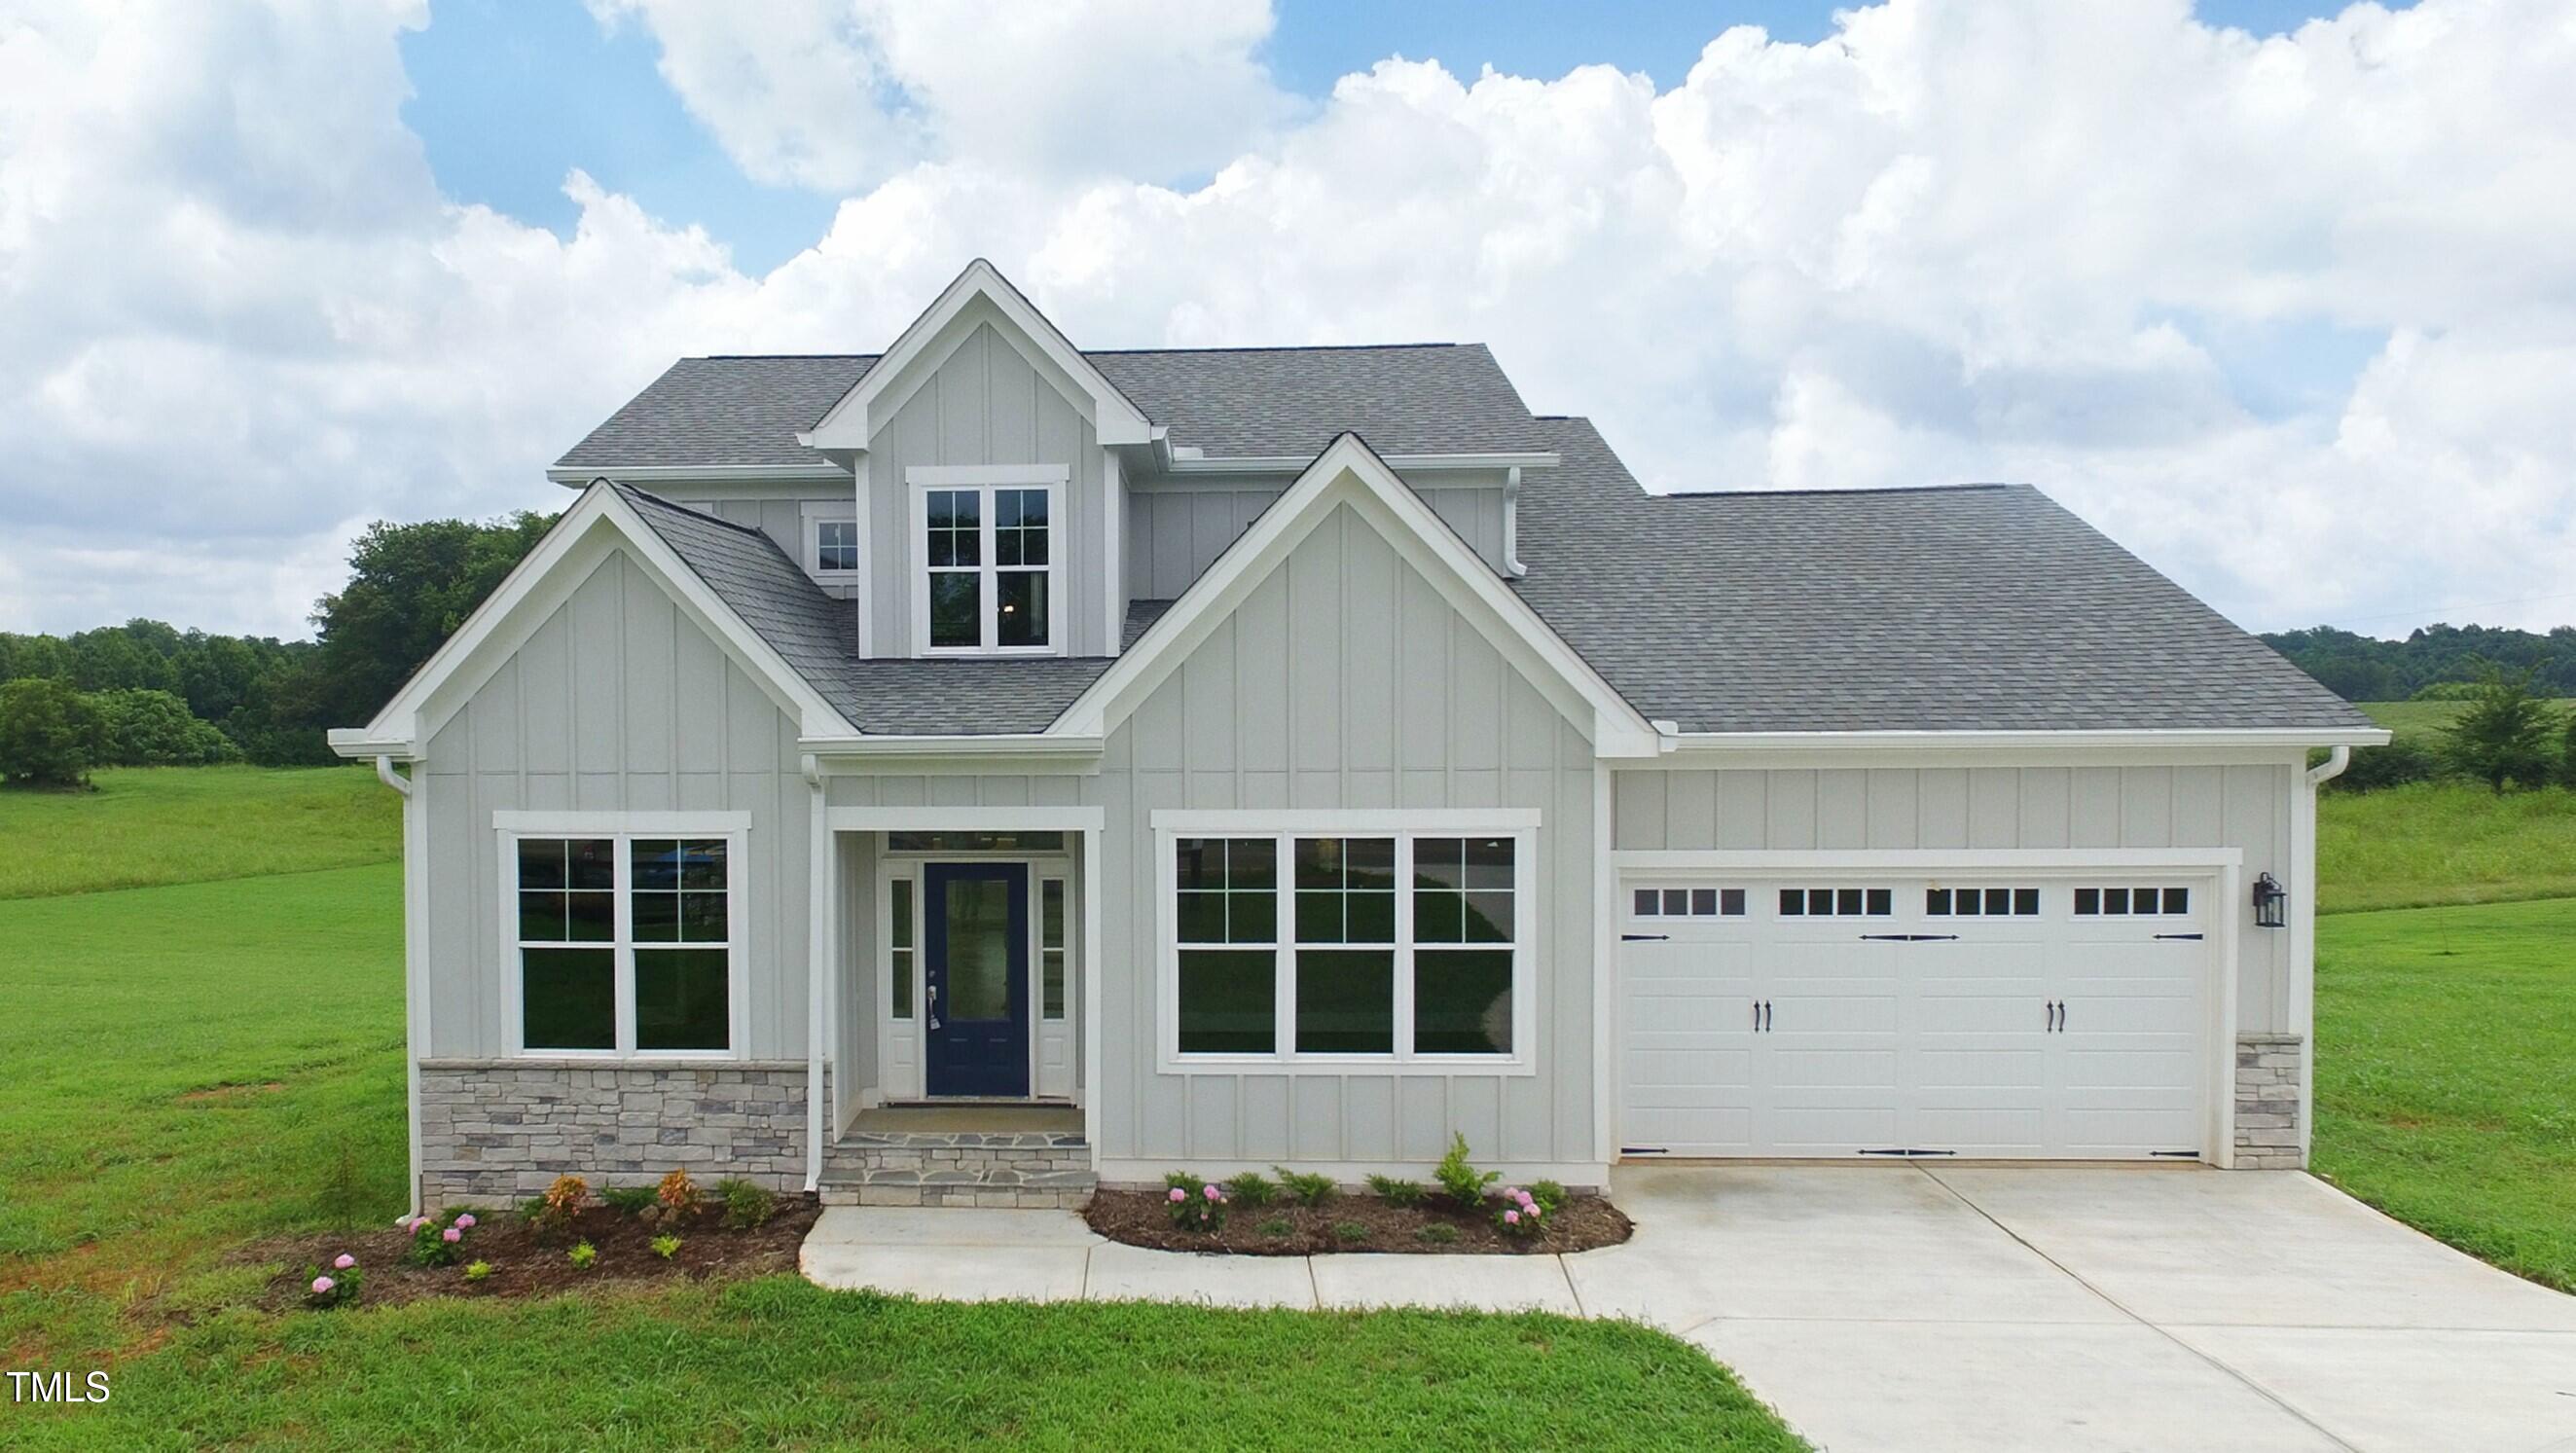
[1086,1189,1630,1255]
[249,1194,819,1310]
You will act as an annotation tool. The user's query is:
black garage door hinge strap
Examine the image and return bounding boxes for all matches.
[1858,933,1961,942]
[1858,1147,1959,1156]
[1620,933,1669,942]
[2153,932,2205,941]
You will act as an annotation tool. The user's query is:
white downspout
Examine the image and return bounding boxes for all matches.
[2289,744,2349,1167]
[373,756,423,1215]
[803,754,829,1193]
[1502,465,1529,577]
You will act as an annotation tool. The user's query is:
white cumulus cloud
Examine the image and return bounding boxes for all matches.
[0,0,2572,644]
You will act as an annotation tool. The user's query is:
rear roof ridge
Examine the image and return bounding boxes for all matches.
[1085,342,1466,354]
[1654,482,2022,499]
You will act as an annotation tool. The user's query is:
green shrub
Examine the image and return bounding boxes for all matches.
[0,677,104,786]
[91,688,236,766]
[601,1185,659,1217]
[1224,1171,1279,1207]
[1256,1217,1293,1238]
[715,1177,777,1230]
[404,1211,475,1267]
[1414,1224,1459,1245]
[305,1258,362,1309]
[2331,736,2439,792]
[1364,1175,1427,1208]
[568,1240,598,1270]
[1433,1133,1498,1209]
[1331,1221,1369,1244]
[1528,1180,1569,1217]
[658,1168,702,1215]
[1272,1166,1335,1208]
[651,1234,682,1259]
[463,1260,492,1282]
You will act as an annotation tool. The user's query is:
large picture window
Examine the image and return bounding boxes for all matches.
[915,476,1059,654]
[505,820,744,1057]
[1167,820,1530,1065]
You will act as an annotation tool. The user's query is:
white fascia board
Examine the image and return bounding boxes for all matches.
[543,463,848,488]
[824,805,1106,832]
[1056,434,1656,752]
[1658,727,2391,755]
[799,260,1153,450]
[802,733,1103,759]
[1158,451,1560,477]
[325,727,413,761]
[357,485,855,755]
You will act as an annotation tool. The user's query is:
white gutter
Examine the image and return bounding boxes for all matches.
[799,733,1104,760]
[1502,464,1529,577]
[1159,451,1560,477]
[1660,727,2391,753]
[2305,744,2353,784]
[544,462,849,486]
[373,754,413,798]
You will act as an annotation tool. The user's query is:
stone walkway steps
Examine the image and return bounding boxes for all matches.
[819,1127,1096,1209]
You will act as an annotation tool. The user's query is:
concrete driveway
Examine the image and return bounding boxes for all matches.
[1582,1164,2576,1453]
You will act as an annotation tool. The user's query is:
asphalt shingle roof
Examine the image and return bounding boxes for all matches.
[555,345,1551,472]
[1507,418,2375,734]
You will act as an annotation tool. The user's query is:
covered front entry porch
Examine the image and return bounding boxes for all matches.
[815,805,1100,1207]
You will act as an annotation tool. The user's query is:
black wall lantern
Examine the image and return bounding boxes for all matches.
[2252,872,2288,929]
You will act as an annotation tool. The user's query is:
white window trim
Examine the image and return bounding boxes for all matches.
[1152,815,1539,1075]
[908,470,1068,658]
[800,499,860,581]
[496,814,751,1062]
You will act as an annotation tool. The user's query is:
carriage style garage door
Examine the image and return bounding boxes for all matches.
[1618,871,2218,1160]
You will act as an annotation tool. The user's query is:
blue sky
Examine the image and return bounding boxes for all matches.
[403,0,2379,276]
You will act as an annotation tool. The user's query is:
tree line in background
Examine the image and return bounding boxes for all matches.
[0,513,554,787]
[2336,670,2576,794]
[2262,623,2576,702]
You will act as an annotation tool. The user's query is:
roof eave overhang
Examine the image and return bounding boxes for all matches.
[544,462,849,487]
[1645,727,2391,767]
[1155,451,1561,477]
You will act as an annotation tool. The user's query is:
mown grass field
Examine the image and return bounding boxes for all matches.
[0,773,1803,1448]
[0,765,398,899]
[2313,897,2576,1291]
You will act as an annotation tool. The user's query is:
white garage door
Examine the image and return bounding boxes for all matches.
[1619,876,2211,1160]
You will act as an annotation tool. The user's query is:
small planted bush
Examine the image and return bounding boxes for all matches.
[1365,1174,1428,1208]
[1495,1185,1546,1239]
[568,1240,598,1270]
[463,1260,492,1282]
[1224,1171,1279,1207]
[1272,1166,1335,1208]
[1414,1223,1459,1246]
[1164,1172,1229,1232]
[403,1210,477,1268]
[651,1234,682,1259]
[601,1185,659,1217]
[657,1168,701,1216]
[1528,1180,1569,1217]
[306,1253,362,1309]
[540,1176,590,1238]
[1331,1220,1369,1245]
[1256,1217,1293,1238]
[1434,1133,1499,1210]
[715,1177,776,1230]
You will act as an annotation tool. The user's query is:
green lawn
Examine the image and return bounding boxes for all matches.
[2317,781,2576,914]
[0,800,1802,1447]
[0,765,399,899]
[2312,897,2576,1291]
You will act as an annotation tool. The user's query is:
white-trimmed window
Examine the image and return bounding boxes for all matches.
[910,468,1063,655]
[1040,875,1069,1020]
[501,816,747,1057]
[1162,817,1533,1067]
[801,501,860,581]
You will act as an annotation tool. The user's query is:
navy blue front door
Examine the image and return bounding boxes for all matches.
[924,863,1031,1097]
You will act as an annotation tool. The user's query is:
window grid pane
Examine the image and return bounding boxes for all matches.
[516,833,733,1056]
[1040,879,1068,1021]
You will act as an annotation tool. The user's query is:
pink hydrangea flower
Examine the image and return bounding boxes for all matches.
[311,1276,335,1294]
[443,1227,463,1243]
[1204,1183,1223,1201]
[1517,1190,1538,1208]
[1169,1186,1187,1202]
[1504,1209,1520,1225]
[454,1214,477,1229]
[333,1253,356,1270]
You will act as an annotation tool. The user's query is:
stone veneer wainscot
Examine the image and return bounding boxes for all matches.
[2233,1033,2304,1170]
[417,1061,820,1204]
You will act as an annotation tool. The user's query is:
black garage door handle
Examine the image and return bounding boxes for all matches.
[1858,933,1961,942]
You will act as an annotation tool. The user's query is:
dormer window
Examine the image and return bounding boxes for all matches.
[800,501,860,586]
[910,466,1064,655]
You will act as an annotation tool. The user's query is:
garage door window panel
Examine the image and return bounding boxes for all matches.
[1778,887,1893,917]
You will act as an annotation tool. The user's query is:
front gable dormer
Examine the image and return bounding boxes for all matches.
[799,260,1150,660]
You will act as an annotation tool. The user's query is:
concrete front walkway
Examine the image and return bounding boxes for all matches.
[802,1166,2576,1453]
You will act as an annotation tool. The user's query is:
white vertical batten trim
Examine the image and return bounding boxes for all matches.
[1591,758,1615,1164]
[804,757,828,1191]
[2292,745,2346,1164]
[851,452,872,654]
[1102,446,1125,655]
[1081,824,1105,1164]
[381,757,427,1214]
[2213,857,2244,1169]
